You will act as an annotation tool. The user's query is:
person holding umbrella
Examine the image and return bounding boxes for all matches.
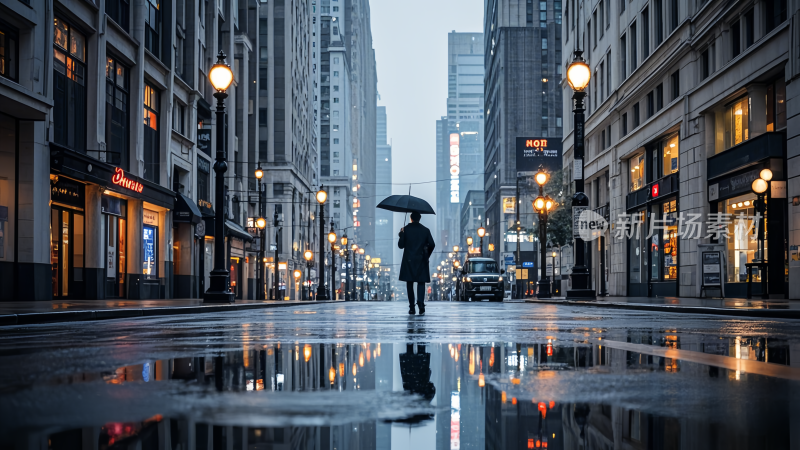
[378,194,437,315]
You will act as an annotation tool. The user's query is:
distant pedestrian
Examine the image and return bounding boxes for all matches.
[398,212,435,315]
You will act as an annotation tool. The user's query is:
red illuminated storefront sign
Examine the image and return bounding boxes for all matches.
[651,183,659,198]
[112,168,144,193]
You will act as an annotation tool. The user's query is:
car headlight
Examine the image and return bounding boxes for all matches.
[465,277,472,282]
[498,276,503,282]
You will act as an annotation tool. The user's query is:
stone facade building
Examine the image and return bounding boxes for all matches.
[561,0,792,298]
[483,0,564,286]
[257,0,319,300]
[0,0,334,301]
[315,0,376,299]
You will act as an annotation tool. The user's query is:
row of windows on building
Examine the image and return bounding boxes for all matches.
[48,15,217,201]
[625,77,786,193]
[581,0,789,162]
[527,0,562,27]
[571,0,787,121]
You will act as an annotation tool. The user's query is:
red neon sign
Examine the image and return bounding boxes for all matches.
[651,183,659,197]
[525,139,548,148]
[112,168,144,193]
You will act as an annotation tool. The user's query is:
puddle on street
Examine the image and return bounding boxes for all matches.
[1,330,799,449]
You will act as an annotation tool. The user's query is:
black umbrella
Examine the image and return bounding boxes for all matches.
[377,195,436,214]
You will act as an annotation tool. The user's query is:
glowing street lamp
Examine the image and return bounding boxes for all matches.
[315,187,330,300]
[565,47,595,299]
[204,52,235,304]
[749,168,773,299]
[532,166,555,299]
[477,224,486,256]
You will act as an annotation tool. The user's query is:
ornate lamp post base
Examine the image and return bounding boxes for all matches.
[205,269,235,303]
[537,279,552,298]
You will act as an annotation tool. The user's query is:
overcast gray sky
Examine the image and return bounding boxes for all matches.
[371,0,484,212]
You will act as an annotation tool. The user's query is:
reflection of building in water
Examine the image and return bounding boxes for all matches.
[38,343,384,449]
[25,337,800,448]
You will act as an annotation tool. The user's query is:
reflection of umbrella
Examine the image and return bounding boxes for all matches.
[377,195,436,215]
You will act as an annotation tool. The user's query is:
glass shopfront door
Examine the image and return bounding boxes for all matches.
[102,195,128,298]
[50,208,84,299]
[105,215,127,298]
[143,225,158,279]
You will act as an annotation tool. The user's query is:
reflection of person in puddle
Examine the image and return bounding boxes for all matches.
[396,320,436,423]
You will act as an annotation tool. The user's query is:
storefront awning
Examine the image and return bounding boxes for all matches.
[174,193,202,224]
[50,143,175,210]
[225,220,254,242]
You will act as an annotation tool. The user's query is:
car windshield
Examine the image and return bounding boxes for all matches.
[467,261,498,274]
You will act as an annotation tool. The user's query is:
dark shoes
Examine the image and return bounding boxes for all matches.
[417,304,425,316]
[408,306,416,315]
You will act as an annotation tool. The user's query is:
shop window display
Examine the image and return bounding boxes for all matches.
[143,225,157,279]
[662,200,678,280]
[721,194,761,283]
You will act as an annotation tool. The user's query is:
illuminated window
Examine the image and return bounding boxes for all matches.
[721,195,759,282]
[724,97,749,149]
[0,22,19,82]
[106,57,129,167]
[662,135,678,176]
[53,18,87,152]
[629,154,645,192]
[143,83,160,182]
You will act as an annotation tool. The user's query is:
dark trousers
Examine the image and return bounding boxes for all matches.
[407,282,426,308]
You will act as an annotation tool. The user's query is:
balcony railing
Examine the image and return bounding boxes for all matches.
[594,203,610,222]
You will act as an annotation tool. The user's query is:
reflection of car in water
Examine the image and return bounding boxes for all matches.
[457,257,505,302]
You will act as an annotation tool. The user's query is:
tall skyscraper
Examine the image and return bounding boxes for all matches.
[435,32,485,252]
[375,106,393,296]
[316,0,377,298]
[483,0,564,269]
[257,0,319,300]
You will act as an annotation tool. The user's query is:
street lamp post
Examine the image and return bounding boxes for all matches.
[532,167,554,299]
[328,224,337,299]
[566,49,596,300]
[255,216,266,300]
[293,270,302,300]
[749,169,772,299]
[315,188,329,300]
[356,247,369,300]
[304,249,313,300]
[366,254,372,300]
[341,233,350,301]
[352,244,361,300]
[273,209,281,300]
[477,225,486,257]
[204,52,235,304]
[254,165,265,300]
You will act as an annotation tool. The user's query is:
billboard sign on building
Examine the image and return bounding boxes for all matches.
[515,137,562,172]
[450,133,460,203]
[502,197,516,214]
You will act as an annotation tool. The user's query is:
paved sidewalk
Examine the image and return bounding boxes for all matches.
[525,296,800,319]
[0,299,335,327]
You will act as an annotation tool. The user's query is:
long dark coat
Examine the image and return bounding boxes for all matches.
[398,221,435,283]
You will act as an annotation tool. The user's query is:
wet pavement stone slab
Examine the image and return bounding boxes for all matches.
[1,301,799,448]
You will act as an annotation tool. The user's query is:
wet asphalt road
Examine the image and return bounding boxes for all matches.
[2,301,800,449]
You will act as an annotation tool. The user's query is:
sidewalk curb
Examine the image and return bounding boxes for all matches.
[525,299,800,319]
[0,301,335,327]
